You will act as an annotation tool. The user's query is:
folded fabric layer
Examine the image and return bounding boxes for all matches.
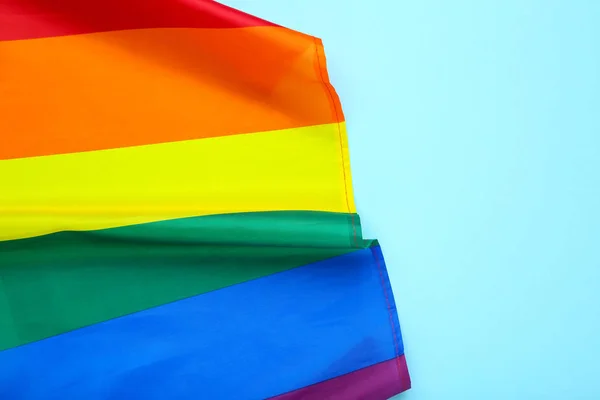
[0,0,410,398]
[0,0,276,40]
[271,356,411,400]
[0,246,401,400]
[0,123,354,240]
[1,27,341,160]
[0,211,366,350]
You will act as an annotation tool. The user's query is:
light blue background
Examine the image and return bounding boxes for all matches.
[224,1,600,399]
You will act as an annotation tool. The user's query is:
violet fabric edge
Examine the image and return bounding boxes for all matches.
[270,355,411,400]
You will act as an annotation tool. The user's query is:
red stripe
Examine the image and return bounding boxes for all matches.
[270,355,411,400]
[0,0,275,41]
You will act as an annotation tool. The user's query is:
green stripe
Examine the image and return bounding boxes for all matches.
[0,211,371,351]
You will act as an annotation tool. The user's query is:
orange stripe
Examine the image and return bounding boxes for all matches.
[0,27,343,159]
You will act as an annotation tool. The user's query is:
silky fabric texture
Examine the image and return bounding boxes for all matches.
[0,1,410,399]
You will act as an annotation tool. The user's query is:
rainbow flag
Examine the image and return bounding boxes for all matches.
[0,1,410,398]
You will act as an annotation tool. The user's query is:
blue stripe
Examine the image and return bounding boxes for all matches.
[0,246,401,400]
[372,245,405,355]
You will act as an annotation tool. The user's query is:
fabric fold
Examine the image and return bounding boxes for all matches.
[0,0,410,398]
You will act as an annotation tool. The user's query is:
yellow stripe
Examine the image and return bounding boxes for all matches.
[0,123,355,241]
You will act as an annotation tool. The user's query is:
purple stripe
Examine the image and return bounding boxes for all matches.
[271,355,411,400]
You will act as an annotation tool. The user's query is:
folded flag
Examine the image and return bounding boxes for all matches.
[0,1,411,399]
